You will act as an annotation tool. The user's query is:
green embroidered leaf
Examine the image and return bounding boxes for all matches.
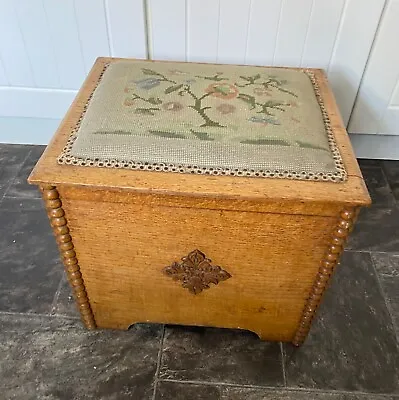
[252,73,261,81]
[296,140,329,152]
[147,97,163,105]
[241,139,290,146]
[149,130,186,139]
[141,68,162,76]
[190,130,215,141]
[273,85,298,98]
[134,107,160,116]
[165,84,184,94]
[263,100,285,107]
[237,93,257,109]
[195,74,224,81]
[239,75,251,82]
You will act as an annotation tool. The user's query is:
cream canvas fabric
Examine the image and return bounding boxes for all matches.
[59,60,346,182]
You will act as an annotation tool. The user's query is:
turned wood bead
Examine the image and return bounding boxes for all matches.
[328,244,342,254]
[337,220,352,230]
[43,189,59,200]
[41,184,55,191]
[70,278,84,287]
[64,258,78,267]
[46,199,62,209]
[340,209,355,220]
[331,237,344,246]
[319,267,332,276]
[56,234,72,243]
[321,260,335,269]
[53,225,69,235]
[325,253,338,262]
[334,227,348,238]
[51,217,67,227]
[62,249,76,259]
[58,242,74,252]
[49,208,65,218]
[69,271,82,280]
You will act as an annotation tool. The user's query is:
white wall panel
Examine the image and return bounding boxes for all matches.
[245,0,282,66]
[186,0,219,63]
[349,0,399,135]
[149,0,186,61]
[391,81,399,106]
[273,0,313,66]
[0,87,76,119]
[0,57,8,86]
[300,0,345,69]
[14,0,59,88]
[42,0,86,90]
[74,0,110,72]
[0,0,34,86]
[217,0,251,64]
[328,0,386,126]
[105,0,147,58]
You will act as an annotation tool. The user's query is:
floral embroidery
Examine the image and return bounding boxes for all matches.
[123,98,135,107]
[122,67,299,132]
[216,104,236,114]
[169,69,188,76]
[248,116,281,125]
[253,87,272,97]
[205,83,239,99]
[163,101,183,112]
[135,78,161,90]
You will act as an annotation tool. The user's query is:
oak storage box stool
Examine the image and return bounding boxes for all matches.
[29,57,370,345]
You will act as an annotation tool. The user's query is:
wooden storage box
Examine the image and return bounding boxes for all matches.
[29,58,370,345]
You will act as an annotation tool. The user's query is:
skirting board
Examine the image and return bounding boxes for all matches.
[0,117,398,160]
[349,133,399,160]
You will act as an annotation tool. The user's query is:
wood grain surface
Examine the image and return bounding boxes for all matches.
[58,186,338,341]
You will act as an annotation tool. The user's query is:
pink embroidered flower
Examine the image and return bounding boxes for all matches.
[216,104,236,114]
[123,98,135,107]
[205,82,239,99]
[163,101,183,111]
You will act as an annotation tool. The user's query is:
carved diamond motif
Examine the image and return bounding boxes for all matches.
[163,249,232,294]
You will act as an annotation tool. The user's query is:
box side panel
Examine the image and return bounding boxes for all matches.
[60,194,337,341]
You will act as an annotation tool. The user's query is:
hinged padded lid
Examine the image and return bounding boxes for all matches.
[29,58,370,207]
[59,60,346,183]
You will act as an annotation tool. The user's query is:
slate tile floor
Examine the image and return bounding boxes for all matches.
[0,144,399,400]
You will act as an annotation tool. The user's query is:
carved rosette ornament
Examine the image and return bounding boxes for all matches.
[163,250,232,294]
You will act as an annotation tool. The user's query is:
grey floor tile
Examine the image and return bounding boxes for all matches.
[357,159,383,168]
[360,166,396,206]
[347,206,399,252]
[51,273,80,319]
[284,251,399,394]
[0,314,162,400]
[0,199,62,313]
[5,145,45,199]
[156,381,221,399]
[156,382,398,399]
[372,253,399,339]
[0,144,31,199]
[383,161,399,202]
[159,325,284,387]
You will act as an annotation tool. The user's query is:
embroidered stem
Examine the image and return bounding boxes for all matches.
[184,87,225,128]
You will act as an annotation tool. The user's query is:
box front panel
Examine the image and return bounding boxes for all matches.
[61,194,337,341]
